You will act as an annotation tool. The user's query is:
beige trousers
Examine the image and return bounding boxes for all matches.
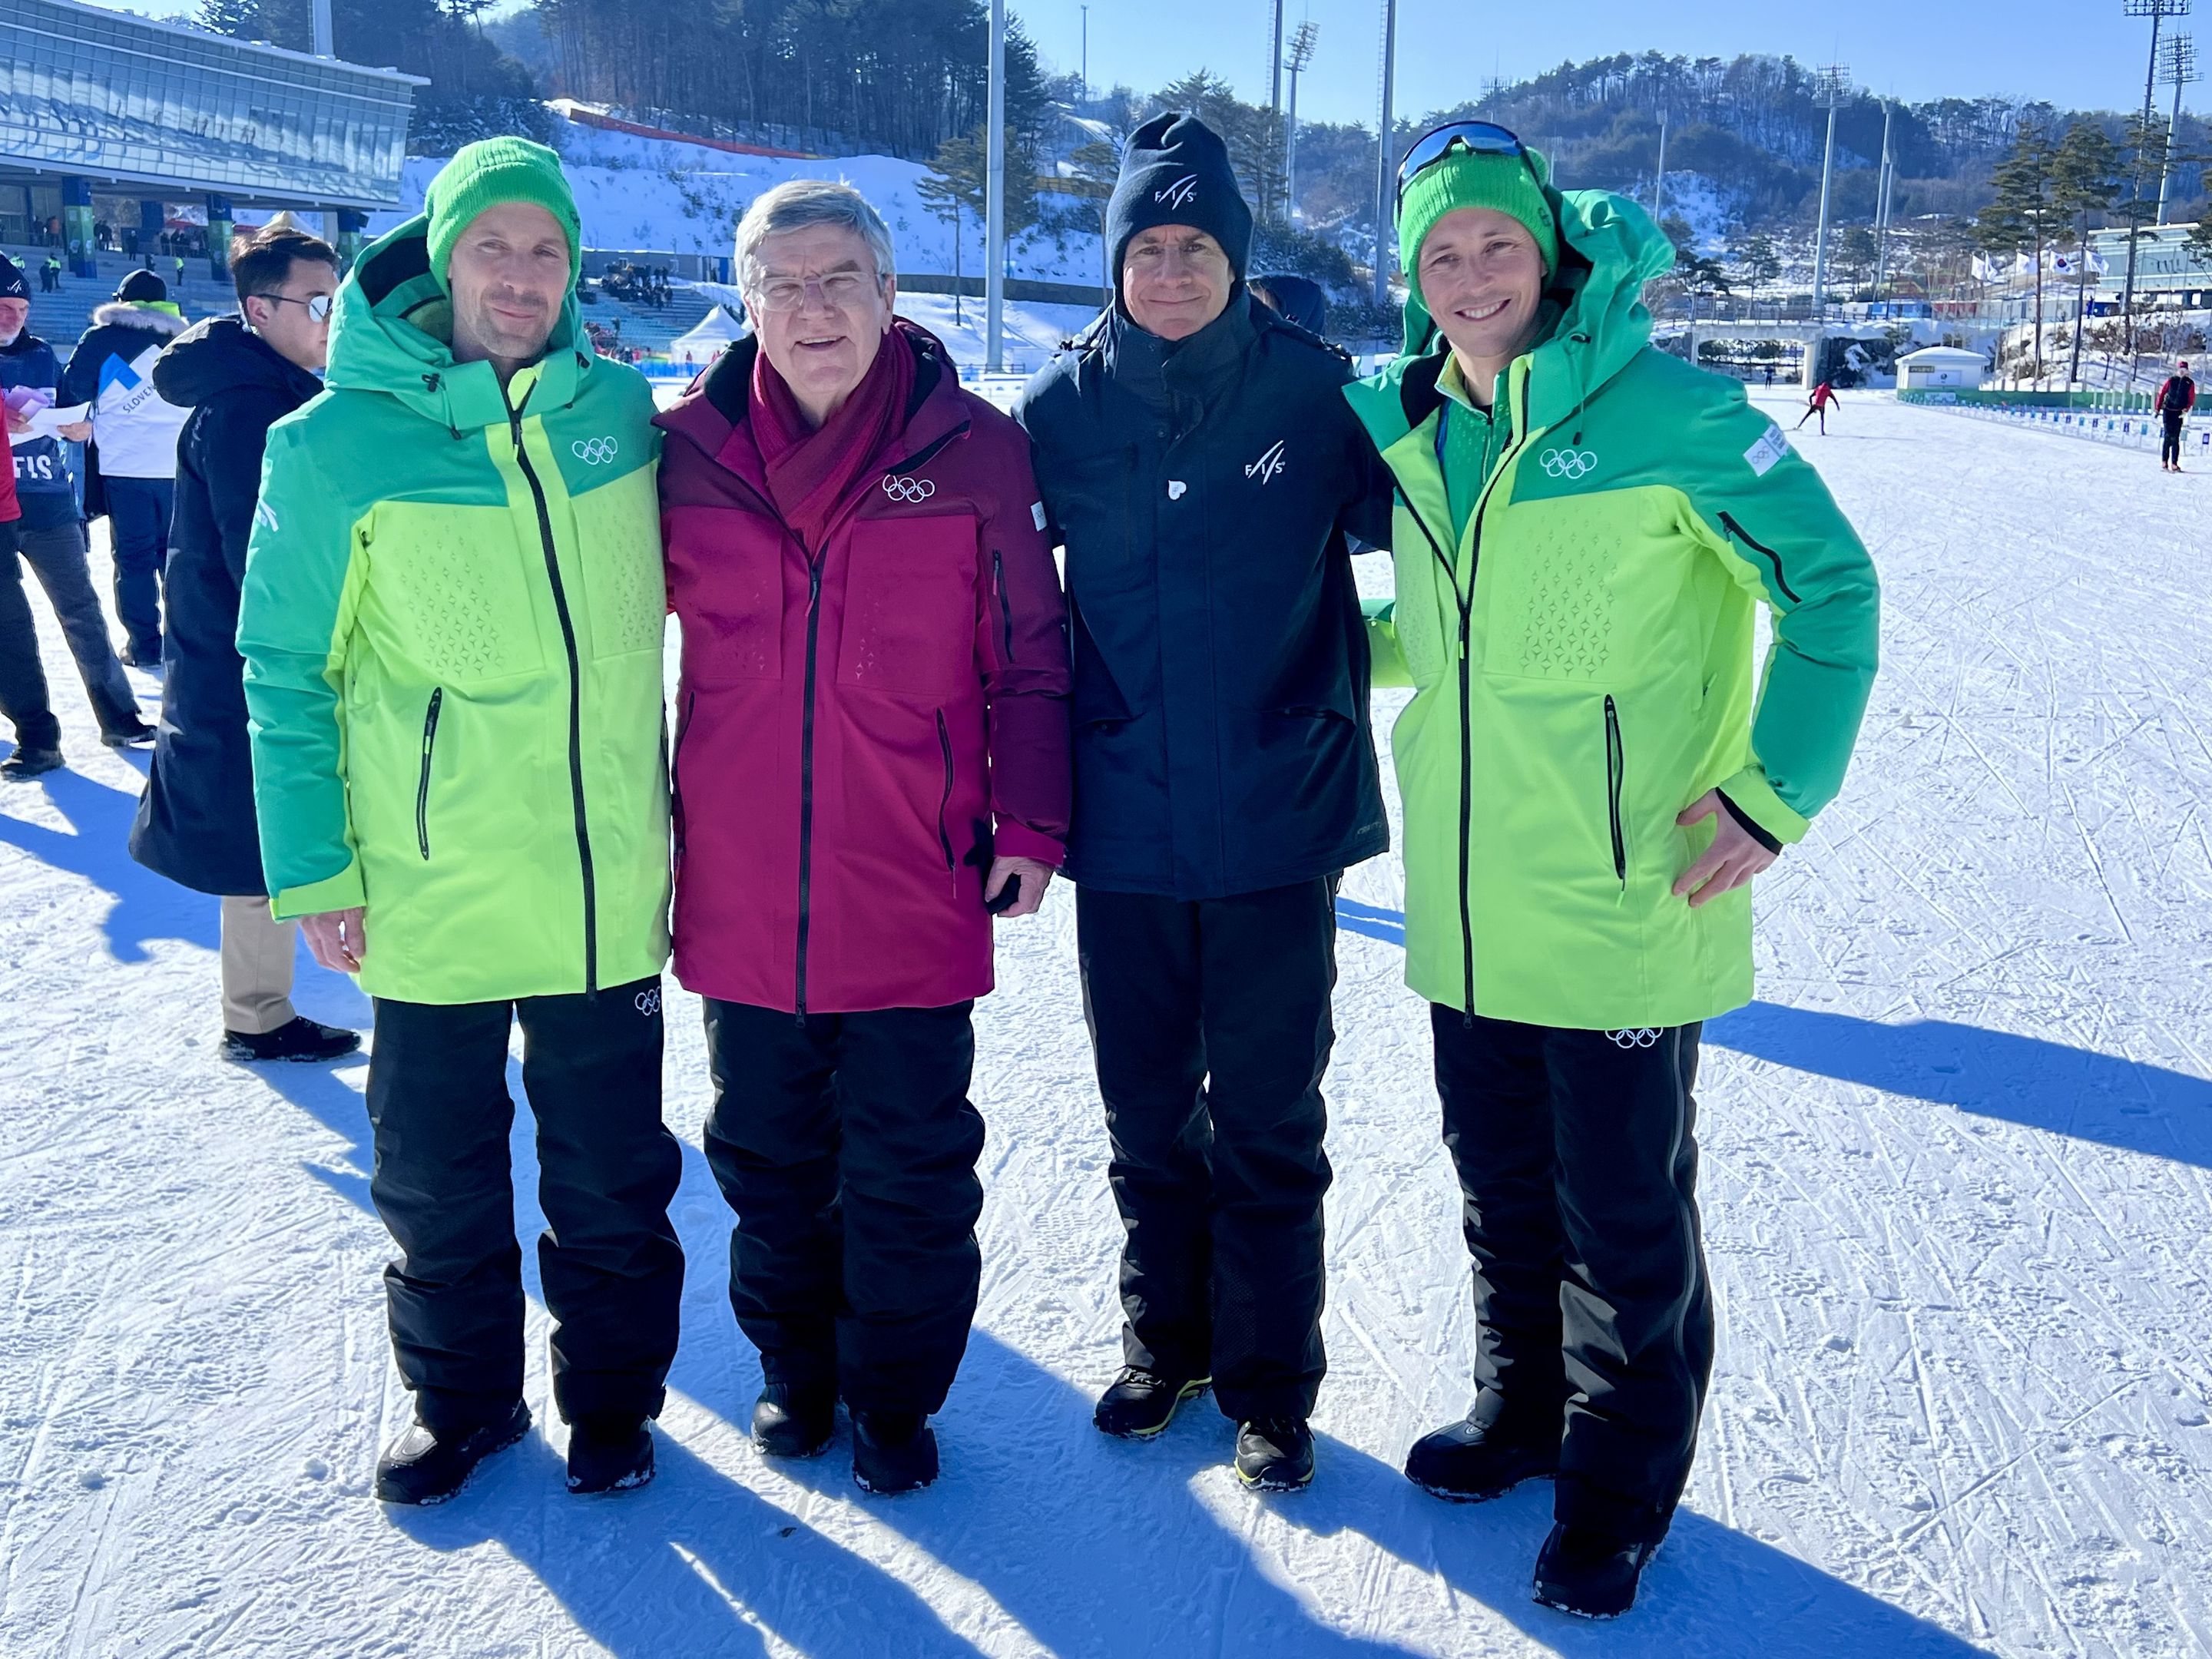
[220,894,299,1035]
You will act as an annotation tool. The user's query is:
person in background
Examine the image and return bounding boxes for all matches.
[2157,359,2196,472]
[1794,377,1839,434]
[1247,273,1331,339]
[1015,114,1393,1494]
[237,138,682,1506]
[657,179,1071,1497]
[1347,121,1879,1618]
[58,270,190,667]
[128,224,359,1067]
[0,253,153,759]
[0,403,47,776]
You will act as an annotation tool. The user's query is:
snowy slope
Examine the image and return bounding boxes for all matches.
[2,392,2211,1656]
[366,111,1107,284]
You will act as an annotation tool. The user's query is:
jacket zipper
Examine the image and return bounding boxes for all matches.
[1604,694,1627,887]
[992,547,1015,664]
[793,549,826,1025]
[935,710,956,877]
[1717,511,1802,604]
[671,689,695,869]
[415,687,442,860]
[509,405,600,997]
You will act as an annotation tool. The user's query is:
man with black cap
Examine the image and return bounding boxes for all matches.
[58,268,190,667]
[0,253,153,769]
[1015,113,1391,1492]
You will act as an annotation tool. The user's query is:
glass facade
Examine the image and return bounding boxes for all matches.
[0,0,419,209]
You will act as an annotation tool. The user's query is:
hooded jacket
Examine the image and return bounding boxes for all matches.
[1347,188,1879,1029]
[1015,292,1392,899]
[130,317,323,896]
[237,215,671,1004]
[58,301,191,478]
[0,329,75,528]
[654,321,1071,1015]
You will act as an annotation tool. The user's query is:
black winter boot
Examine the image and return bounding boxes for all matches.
[1532,1521,1661,1619]
[1093,1367,1210,1439]
[223,1016,362,1064]
[374,1399,531,1505]
[567,1416,654,1495]
[1,747,63,780]
[1404,1417,1558,1502]
[852,1411,939,1495]
[752,1382,836,1459]
[1234,1419,1314,1491]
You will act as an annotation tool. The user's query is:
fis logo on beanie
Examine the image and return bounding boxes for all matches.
[1153,175,1200,210]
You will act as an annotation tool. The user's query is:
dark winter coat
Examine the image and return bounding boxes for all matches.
[129,317,322,896]
[2158,373,2197,416]
[1014,290,1392,899]
[0,332,76,529]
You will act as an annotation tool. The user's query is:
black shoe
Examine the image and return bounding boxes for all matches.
[1093,1367,1210,1439]
[99,717,156,748]
[1,747,64,780]
[374,1399,531,1505]
[567,1416,655,1495]
[121,641,164,671]
[752,1382,836,1459]
[852,1410,939,1495]
[1234,1418,1314,1491]
[1532,1521,1661,1620]
[222,1016,362,1065]
[1403,1418,1558,1502]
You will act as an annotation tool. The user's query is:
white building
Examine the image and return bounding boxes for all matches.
[1896,345,1987,390]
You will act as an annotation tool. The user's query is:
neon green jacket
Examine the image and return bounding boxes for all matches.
[1346,190,1879,1029]
[237,216,670,1004]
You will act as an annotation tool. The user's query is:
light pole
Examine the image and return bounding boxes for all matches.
[1285,22,1318,225]
[1809,64,1850,336]
[2122,0,2191,373]
[1873,98,1896,304]
[1653,111,1668,226]
[1270,0,1285,223]
[985,0,1005,373]
[1372,0,1397,307]
[2160,32,2199,221]
[1080,5,1088,101]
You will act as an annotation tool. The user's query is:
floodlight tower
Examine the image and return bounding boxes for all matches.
[1372,0,1398,306]
[2158,32,2199,221]
[1284,22,1319,224]
[1809,64,1851,323]
[2122,0,2191,366]
[985,0,1006,373]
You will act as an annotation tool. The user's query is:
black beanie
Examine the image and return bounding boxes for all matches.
[116,269,167,305]
[0,255,25,302]
[1105,112,1253,290]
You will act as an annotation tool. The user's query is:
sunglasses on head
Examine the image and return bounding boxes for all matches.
[1396,121,1541,212]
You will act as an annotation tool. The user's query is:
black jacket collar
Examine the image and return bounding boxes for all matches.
[1104,287,1257,415]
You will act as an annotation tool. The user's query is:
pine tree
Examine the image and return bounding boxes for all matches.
[2051,120,2119,386]
[1980,121,2056,382]
[1736,233,1782,290]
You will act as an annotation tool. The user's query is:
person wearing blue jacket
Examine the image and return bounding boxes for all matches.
[1015,113,1392,1492]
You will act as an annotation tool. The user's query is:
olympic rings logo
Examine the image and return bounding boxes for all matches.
[882,474,937,503]
[572,435,621,465]
[1605,1028,1662,1049]
[1538,447,1598,480]
[634,986,662,1017]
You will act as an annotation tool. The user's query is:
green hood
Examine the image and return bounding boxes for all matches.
[325,213,584,432]
[1387,186,1675,439]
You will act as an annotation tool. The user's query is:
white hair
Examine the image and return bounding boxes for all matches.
[735,179,897,293]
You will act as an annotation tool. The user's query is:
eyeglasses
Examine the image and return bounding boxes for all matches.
[253,293,333,322]
[1396,121,1540,212]
[750,271,879,313]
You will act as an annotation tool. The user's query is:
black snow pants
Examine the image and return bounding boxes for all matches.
[1078,878,1338,1422]
[702,999,985,1416]
[0,522,61,753]
[2162,412,2186,466]
[1430,1008,1711,1545]
[364,978,684,1434]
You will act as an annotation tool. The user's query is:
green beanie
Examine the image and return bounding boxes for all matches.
[424,137,582,291]
[1396,144,1560,303]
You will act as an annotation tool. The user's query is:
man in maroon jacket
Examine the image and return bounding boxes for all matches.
[656,180,1072,1496]
[2157,360,2196,472]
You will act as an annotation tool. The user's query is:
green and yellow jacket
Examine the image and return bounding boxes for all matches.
[237,216,671,1004]
[1348,190,1879,1029]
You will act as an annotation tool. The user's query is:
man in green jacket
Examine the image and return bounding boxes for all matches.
[238,139,682,1505]
[1346,125,1879,1618]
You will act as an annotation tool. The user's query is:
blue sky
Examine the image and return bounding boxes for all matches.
[108,0,2173,132]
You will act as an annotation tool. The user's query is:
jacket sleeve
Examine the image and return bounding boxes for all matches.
[1677,380,1880,844]
[56,334,96,410]
[236,421,366,916]
[1360,598,1412,690]
[975,427,1073,866]
[200,392,286,588]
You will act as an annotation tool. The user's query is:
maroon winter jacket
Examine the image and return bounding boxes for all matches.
[655,321,1072,1015]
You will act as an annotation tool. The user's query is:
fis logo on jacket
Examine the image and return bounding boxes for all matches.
[1152,174,1200,210]
[572,435,621,465]
[882,474,936,503]
[1538,446,1598,481]
[1245,439,1287,485]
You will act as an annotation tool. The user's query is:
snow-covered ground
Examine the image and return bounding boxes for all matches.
[3,391,2210,1656]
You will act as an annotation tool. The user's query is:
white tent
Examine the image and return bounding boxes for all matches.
[1897,345,1987,392]
[668,304,747,366]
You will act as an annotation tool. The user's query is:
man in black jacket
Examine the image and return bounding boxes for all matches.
[2157,359,2196,472]
[1015,114,1391,1492]
[128,224,357,1065]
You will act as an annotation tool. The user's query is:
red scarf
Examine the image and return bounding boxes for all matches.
[749,324,914,548]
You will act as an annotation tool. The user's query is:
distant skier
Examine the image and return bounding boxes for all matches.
[1794,378,1839,433]
[2157,359,2196,472]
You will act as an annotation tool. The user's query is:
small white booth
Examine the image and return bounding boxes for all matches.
[669,306,748,369]
[1897,346,1988,392]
